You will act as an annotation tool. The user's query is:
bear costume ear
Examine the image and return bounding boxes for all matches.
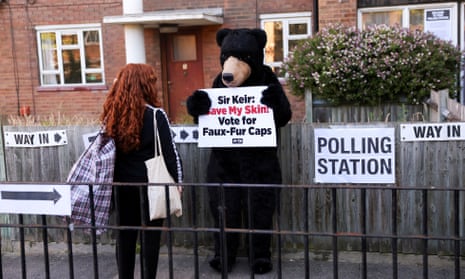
[216,28,267,49]
[250,28,267,50]
[216,28,232,47]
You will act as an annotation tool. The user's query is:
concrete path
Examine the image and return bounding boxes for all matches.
[1,243,463,278]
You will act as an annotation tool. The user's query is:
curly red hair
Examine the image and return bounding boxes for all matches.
[100,63,161,153]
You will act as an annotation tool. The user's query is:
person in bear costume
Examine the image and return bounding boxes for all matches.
[186,28,292,274]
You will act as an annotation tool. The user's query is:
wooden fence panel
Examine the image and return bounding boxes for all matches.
[1,123,465,255]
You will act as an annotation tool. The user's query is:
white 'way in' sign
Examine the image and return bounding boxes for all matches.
[400,122,465,142]
[4,130,68,147]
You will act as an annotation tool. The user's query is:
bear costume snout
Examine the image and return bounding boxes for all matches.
[221,56,251,87]
[222,73,234,83]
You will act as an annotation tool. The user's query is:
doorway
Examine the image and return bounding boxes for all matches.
[162,30,204,123]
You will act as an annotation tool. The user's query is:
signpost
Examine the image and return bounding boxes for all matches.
[314,127,396,184]
[4,130,68,147]
[0,184,71,216]
[400,122,465,142]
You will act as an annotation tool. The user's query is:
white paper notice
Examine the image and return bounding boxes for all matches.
[198,86,276,147]
[424,9,452,42]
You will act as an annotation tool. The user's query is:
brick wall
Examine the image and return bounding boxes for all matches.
[0,0,124,120]
[318,0,357,28]
[0,0,334,123]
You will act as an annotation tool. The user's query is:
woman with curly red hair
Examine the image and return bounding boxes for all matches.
[101,63,183,279]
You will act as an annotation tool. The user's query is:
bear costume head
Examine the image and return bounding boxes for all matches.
[216,28,267,87]
[187,27,291,127]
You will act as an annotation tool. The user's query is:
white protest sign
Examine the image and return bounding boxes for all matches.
[400,122,465,142]
[4,130,68,147]
[198,86,276,147]
[314,128,395,184]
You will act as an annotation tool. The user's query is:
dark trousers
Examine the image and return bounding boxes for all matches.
[115,185,164,279]
[208,186,278,261]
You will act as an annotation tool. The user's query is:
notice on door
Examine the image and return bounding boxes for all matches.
[197,86,276,147]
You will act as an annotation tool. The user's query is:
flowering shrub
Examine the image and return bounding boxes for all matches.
[283,24,463,105]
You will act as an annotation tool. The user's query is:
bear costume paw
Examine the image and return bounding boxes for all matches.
[252,258,273,274]
[260,84,283,110]
[209,255,236,273]
[186,90,211,117]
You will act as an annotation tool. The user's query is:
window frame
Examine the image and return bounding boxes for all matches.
[36,23,105,88]
[357,3,458,46]
[260,12,312,73]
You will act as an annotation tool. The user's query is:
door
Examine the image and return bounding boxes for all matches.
[163,30,204,123]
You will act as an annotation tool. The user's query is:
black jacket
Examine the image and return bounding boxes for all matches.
[114,106,183,183]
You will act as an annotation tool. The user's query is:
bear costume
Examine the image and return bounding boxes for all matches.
[186,28,292,274]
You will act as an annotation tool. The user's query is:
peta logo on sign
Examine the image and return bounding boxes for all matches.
[4,130,68,147]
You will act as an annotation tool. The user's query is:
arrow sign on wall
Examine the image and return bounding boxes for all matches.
[1,188,62,204]
[170,126,199,143]
[0,184,70,216]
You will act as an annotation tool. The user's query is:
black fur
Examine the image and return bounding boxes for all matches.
[186,28,292,274]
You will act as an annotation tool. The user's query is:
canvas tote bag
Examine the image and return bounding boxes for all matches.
[145,108,182,220]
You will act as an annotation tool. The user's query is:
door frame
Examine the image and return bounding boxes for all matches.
[160,28,204,120]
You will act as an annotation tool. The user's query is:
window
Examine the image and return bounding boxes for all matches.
[173,35,197,61]
[358,3,457,45]
[36,24,105,86]
[260,12,311,77]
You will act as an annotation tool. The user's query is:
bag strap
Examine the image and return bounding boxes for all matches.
[146,104,162,157]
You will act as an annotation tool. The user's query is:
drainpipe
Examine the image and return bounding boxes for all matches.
[312,0,319,34]
[457,2,464,104]
[122,0,146,63]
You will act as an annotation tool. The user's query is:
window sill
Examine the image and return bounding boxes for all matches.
[37,84,108,92]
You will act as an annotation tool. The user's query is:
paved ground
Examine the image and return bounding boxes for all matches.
[1,243,464,278]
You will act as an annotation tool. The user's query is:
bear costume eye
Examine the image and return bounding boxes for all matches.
[242,55,252,62]
[221,51,252,62]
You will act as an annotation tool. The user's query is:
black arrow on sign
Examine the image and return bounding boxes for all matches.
[54,133,62,143]
[1,189,62,204]
[180,130,189,140]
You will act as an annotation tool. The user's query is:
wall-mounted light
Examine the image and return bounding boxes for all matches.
[159,24,178,33]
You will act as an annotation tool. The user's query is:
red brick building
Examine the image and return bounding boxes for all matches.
[1,0,461,123]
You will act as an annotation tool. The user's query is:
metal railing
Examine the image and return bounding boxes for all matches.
[0,182,463,279]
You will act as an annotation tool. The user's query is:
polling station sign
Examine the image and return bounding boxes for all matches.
[400,122,465,142]
[198,86,276,147]
[314,128,395,184]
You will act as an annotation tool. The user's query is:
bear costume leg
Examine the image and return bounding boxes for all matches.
[206,150,281,274]
[208,186,278,274]
[248,187,277,274]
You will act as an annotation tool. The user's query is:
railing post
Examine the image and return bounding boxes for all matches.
[361,188,367,279]
[331,188,338,279]
[391,188,398,279]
